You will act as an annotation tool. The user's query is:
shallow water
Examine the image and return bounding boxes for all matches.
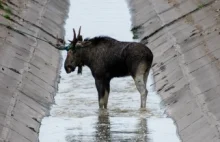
[39,0,180,141]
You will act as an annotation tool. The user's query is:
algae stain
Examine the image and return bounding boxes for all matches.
[184,15,194,24]
[198,3,205,10]
[131,25,143,39]
[0,0,13,20]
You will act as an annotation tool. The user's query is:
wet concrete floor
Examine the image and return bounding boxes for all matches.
[39,0,180,141]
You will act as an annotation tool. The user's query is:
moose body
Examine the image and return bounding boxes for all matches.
[56,27,153,109]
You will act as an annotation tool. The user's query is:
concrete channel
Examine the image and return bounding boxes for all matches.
[0,0,68,141]
[39,0,180,142]
[128,0,220,141]
[1,0,220,141]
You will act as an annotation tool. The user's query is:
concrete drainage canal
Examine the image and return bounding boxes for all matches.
[39,0,180,141]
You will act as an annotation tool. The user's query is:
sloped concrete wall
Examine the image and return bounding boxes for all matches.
[0,0,69,141]
[129,0,220,141]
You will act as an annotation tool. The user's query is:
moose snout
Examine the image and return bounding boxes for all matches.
[65,65,75,73]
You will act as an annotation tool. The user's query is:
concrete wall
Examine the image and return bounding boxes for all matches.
[128,0,220,141]
[0,0,69,141]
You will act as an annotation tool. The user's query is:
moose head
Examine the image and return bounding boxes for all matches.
[56,27,83,74]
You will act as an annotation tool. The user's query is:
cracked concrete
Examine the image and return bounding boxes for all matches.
[0,0,68,141]
[128,0,220,141]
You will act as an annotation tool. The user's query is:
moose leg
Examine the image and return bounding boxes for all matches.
[95,79,110,109]
[132,63,150,108]
[134,74,148,108]
[144,68,150,85]
[103,81,110,109]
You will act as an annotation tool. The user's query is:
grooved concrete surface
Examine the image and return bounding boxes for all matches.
[0,0,68,141]
[128,0,220,141]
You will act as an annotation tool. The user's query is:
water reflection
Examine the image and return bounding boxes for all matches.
[95,110,111,142]
[64,110,151,142]
[136,118,148,141]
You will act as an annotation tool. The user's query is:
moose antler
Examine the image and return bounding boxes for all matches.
[77,26,83,41]
[70,26,83,43]
[77,26,81,38]
[73,28,76,41]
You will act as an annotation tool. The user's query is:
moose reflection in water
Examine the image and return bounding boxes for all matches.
[65,111,148,142]
[55,27,153,109]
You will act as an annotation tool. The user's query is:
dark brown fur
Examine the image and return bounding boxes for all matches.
[64,36,153,109]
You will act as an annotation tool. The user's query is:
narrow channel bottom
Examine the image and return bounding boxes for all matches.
[40,116,179,142]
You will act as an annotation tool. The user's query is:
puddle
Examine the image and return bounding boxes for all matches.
[39,0,180,142]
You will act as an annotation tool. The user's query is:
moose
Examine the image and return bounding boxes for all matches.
[55,27,153,109]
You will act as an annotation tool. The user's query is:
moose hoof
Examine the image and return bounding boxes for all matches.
[139,107,147,112]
